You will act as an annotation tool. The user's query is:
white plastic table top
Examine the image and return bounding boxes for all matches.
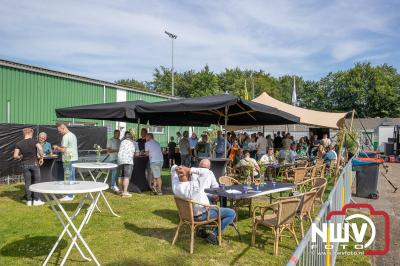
[30,181,108,194]
[73,162,118,170]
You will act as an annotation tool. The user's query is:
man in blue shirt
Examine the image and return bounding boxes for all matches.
[213,130,231,158]
[324,144,338,165]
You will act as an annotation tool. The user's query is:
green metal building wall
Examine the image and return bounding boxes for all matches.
[0,62,210,146]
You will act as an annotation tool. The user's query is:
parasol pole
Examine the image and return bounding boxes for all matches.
[137,118,141,140]
[224,106,228,158]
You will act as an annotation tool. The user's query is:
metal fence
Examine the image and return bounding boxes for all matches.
[287,158,355,266]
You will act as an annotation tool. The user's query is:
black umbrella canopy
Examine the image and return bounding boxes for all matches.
[135,94,300,126]
[55,100,146,122]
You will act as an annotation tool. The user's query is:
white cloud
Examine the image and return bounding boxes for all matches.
[0,0,398,81]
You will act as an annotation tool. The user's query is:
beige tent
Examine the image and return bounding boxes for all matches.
[252,92,348,129]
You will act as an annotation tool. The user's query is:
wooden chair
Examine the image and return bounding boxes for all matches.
[275,191,317,237]
[219,176,252,221]
[314,163,326,178]
[172,196,221,254]
[251,198,300,255]
[283,167,307,184]
[315,158,324,166]
[327,160,338,178]
[296,177,326,194]
[219,175,240,186]
[310,178,327,207]
[295,159,308,168]
[297,191,317,237]
[305,165,317,180]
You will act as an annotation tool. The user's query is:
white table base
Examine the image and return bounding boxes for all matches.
[42,192,102,266]
[77,168,120,219]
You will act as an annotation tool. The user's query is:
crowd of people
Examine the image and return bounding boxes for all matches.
[13,123,338,209]
[106,128,164,197]
[13,123,79,206]
[13,123,168,206]
[168,130,338,245]
[13,124,339,249]
[167,130,338,169]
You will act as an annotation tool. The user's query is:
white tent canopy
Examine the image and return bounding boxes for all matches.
[228,92,348,130]
[253,92,348,129]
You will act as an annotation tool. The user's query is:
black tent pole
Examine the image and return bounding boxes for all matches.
[137,118,141,140]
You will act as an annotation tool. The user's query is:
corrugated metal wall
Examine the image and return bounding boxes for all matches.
[0,64,210,147]
[1,66,114,126]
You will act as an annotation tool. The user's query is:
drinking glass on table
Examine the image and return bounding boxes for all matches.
[254,178,261,191]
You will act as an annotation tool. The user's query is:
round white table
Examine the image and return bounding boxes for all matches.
[30,181,108,266]
[73,162,120,218]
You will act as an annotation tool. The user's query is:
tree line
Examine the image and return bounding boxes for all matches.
[116,62,400,118]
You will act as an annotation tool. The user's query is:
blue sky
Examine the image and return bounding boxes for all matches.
[1,0,399,82]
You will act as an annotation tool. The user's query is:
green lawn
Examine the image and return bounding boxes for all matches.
[0,170,370,266]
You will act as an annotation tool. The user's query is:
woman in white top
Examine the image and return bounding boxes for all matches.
[260,147,277,165]
[260,147,277,180]
[117,131,136,197]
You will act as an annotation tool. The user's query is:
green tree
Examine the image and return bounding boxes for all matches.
[190,65,220,97]
[115,78,148,90]
[153,66,173,95]
[119,62,400,118]
[312,63,400,117]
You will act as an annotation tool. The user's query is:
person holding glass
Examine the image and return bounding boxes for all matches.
[38,132,52,156]
[52,123,78,201]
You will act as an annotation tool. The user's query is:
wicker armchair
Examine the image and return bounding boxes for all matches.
[172,196,221,254]
[283,167,307,184]
[275,191,317,237]
[310,178,327,207]
[328,160,338,178]
[314,163,326,178]
[296,177,327,215]
[219,175,240,186]
[297,191,317,237]
[305,165,317,180]
[316,158,324,166]
[219,176,252,221]
[295,159,308,168]
[251,198,300,255]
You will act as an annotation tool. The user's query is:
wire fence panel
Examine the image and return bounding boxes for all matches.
[287,158,355,266]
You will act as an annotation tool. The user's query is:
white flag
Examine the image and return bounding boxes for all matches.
[291,76,297,106]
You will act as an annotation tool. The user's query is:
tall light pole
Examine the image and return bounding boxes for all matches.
[165,31,177,96]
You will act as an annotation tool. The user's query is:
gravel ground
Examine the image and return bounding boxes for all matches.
[353,162,400,266]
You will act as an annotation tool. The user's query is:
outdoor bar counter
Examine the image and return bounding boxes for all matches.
[40,155,63,182]
[129,155,151,192]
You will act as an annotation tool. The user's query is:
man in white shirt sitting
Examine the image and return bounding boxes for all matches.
[198,159,219,203]
[172,165,236,245]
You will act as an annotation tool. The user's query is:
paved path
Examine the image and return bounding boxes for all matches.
[353,163,400,266]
